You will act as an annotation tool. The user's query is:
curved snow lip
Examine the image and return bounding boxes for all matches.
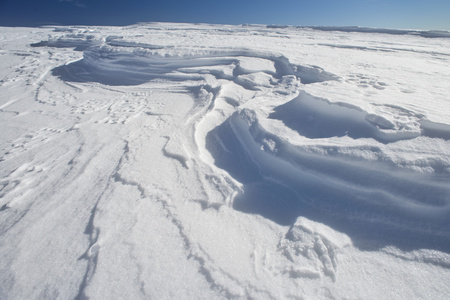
[51,47,211,86]
[269,91,448,143]
[420,120,450,140]
[48,40,339,86]
[207,109,450,252]
[31,35,101,51]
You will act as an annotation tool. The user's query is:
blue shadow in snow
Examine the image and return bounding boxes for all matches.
[269,92,419,144]
[206,116,450,254]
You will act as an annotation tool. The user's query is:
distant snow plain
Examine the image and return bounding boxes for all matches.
[1,22,450,299]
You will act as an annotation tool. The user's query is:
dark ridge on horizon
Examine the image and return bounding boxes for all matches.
[304,25,450,39]
[1,21,449,39]
[265,24,450,39]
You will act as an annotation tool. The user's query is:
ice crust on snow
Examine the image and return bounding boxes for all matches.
[1,23,450,299]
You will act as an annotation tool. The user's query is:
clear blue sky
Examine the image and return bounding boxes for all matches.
[1,0,449,30]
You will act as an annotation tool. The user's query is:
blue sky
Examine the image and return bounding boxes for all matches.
[1,0,449,30]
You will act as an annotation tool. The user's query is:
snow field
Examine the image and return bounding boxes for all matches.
[1,23,450,299]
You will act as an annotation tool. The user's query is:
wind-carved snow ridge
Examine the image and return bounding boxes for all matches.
[31,34,102,51]
[47,39,338,87]
[270,91,450,143]
[75,201,101,300]
[420,120,450,141]
[207,108,450,252]
[162,136,189,169]
[75,141,131,300]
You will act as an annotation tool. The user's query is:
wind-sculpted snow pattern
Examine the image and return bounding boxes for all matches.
[210,108,450,249]
[1,23,450,299]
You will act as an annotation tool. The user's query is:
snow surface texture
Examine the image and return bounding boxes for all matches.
[1,23,450,299]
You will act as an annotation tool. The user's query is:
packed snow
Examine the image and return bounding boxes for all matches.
[1,22,450,299]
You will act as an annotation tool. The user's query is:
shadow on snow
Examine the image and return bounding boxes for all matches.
[206,109,450,253]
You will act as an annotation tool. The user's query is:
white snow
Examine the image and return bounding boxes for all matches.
[1,23,450,299]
